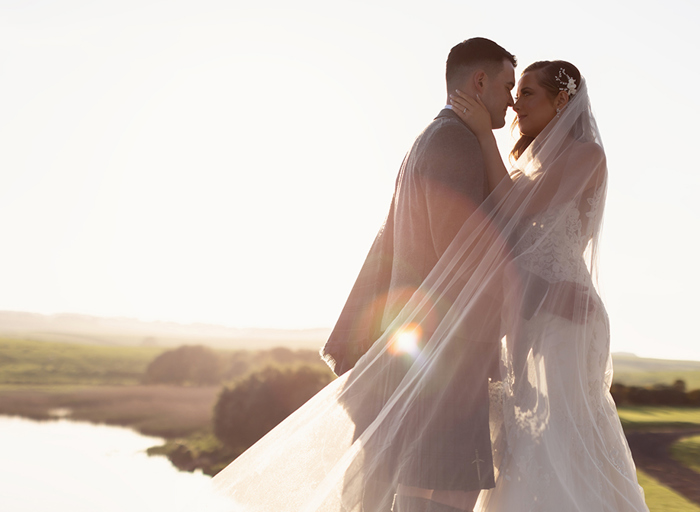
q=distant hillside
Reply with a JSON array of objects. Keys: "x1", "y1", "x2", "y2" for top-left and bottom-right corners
[
  {"x1": 0, "y1": 311, "x2": 330, "y2": 351},
  {"x1": 1, "y1": 311, "x2": 698, "y2": 387},
  {"x1": 612, "y1": 353, "x2": 700, "y2": 373},
  {"x1": 611, "y1": 353, "x2": 700, "y2": 390}
]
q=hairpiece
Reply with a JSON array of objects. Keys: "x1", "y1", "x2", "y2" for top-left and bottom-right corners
[{"x1": 555, "y1": 68, "x2": 577, "y2": 96}]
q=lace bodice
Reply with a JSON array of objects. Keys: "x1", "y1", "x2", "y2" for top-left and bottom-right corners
[{"x1": 513, "y1": 187, "x2": 603, "y2": 284}]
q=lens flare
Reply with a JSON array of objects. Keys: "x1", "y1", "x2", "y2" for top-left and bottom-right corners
[{"x1": 390, "y1": 323, "x2": 423, "y2": 357}]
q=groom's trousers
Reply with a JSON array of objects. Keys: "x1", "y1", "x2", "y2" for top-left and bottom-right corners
[
  {"x1": 392, "y1": 495, "x2": 470, "y2": 512},
  {"x1": 392, "y1": 339, "x2": 498, "y2": 492}
]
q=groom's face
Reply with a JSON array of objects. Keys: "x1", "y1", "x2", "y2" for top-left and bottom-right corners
[{"x1": 480, "y1": 60, "x2": 516, "y2": 129}]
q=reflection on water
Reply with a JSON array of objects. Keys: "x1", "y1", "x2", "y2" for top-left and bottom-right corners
[{"x1": 0, "y1": 415, "x2": 212, "y2": 512}]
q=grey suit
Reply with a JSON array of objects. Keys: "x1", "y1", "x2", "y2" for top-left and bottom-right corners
[
  {"x1": 323, "y1": 108, "x2": 493, "y2": 376},
  {"x1": 324, "y1": 108, "x2": 497, "y2": 495},
  {"x1": 381, "y1": 108, "x2": 488, "y2": 327},
  {"x1": 382, "y1": 109, "x2": 496, "y2": 491}
]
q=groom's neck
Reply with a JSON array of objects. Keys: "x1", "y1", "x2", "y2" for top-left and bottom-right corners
[{"x1": 445, "y1": 83, "x2": 477, "y2": 106}]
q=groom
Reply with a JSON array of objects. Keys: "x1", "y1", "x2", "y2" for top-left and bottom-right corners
[{"x1": 322, "y1": 38, "x2": 516, "y2": 511}]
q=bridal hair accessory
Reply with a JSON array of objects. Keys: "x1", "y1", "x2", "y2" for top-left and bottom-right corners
[{"x1": 555, "y1": 68, "x2": 577, "y2": 96}]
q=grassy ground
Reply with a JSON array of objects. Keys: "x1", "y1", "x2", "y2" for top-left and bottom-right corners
[
  {"x1": 617, "y1": 406, "x2": 700, "y2": 431},
  {"x1": 3, "y1": 336, "x2": 700, "y2": 498},
  {"x1": 614, "y1": 407, "x2": 700, "y2": 508},
  {"x1": 0, "y1": 337, "x2": 165, "y2": 385},
  {"x1": 147, "y1": 432, "x2": 239, "y2": 476},
  {"x1": 0, "y1": 338, "x2": 329, "y2": 474},
  {"x1": 637, "y1": 470, "x2": 700, "y2": 512},
  {"x1": 672, "y1": 435, "x2": 700, "y2": 475},
  {"x1": 0, "y1": 337, "x2": 222, "y2": 437},
  {"x1": 0, "y1": 338, "x2": 331, "y2": 441}
]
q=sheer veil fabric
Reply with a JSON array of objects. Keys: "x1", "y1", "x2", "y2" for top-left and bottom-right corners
[{"x1": 194, "y1": 80, "x2": 649, "y2": 512}]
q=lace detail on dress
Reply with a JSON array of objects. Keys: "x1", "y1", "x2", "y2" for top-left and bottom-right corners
[
  {"x1": 586, "y1": 186, "x2": 604, "y2": 220},
  {"x1": 486, "y1": 313, "x2": 639, "y2": 512},
  {"x1": 513, "y1": 200, "x2": 585, "y2": 283},
  {"x1": 514, "y1": 187, "x2": 604, "y2": 285}
]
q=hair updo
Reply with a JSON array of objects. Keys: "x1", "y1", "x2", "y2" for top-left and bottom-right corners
[{"x1": 510, "y1": 60, "x2": 582, "y2": 161}]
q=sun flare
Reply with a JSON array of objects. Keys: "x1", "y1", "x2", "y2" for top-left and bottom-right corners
[{"x1": 390, "y1": 324, "x2": 423, "y2": 356}]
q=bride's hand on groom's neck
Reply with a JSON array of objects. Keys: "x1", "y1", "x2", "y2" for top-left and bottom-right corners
[{"x1": 449, "y1": 90, "x2": 492, "y2": 140}]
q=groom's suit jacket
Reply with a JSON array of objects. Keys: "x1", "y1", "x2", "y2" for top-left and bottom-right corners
[
  {"x1": 322, "y1": 108, "x2": 491, "y2": 374},
  {"x1": 323, "y1": 108, "x2": 498, "y2": 492}
]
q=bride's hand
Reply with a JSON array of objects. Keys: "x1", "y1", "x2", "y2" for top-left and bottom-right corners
[{"x1": 449, "y1": 90, "x2": 491, "y2": 138}]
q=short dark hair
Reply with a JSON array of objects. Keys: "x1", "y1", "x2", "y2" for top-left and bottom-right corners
[{"x1": 446, "y1": 37, "x2": 516, "y2": 88}]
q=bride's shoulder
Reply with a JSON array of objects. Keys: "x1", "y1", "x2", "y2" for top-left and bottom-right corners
[
  {"x1": 570, "y1": 140, "x2": 606, "y2": 166},
  {"x1": 569, "y1": 141, "x2": 607, "y2": 190}
]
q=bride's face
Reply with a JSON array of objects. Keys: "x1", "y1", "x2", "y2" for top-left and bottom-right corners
[{"x1": 514, "y1": 72, "x2": 558, "y2": 138}]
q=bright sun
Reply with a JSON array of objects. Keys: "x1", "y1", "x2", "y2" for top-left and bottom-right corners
[{"x1": 391, "y1": 324, "x2": 423, "y2": 356}]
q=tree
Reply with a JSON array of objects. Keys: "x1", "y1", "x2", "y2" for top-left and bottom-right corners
[
  {"x1": 213, "y1": 365, "x2": 333, "y2": 449},
  {"x1": 610, "y1": 380, "x2": 694, "y2": 406},
  {"x1": 672, "y1": 379, "x2": 687, "y2": 393},
  {"x1": 220, "y1": 352, "x2": 251, "y2": 381},
  {"x1": 143, "y1": 345, "x2": 222, "y2": 385},
  {"x1": 688, "y1": 389, "x2": 700, "y2": 405}
]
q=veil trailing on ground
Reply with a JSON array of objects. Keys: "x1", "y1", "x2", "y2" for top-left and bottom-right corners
[{"x1": 192, "y1": 80, "x2": 648, "y2": 512}]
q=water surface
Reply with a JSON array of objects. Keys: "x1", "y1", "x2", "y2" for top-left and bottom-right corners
[{"x1": 0, "y1": 415, "x2": 212, "y2": 512}]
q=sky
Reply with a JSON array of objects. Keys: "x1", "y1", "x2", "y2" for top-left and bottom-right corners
[{"x1": 0, "y1": 0, "x2": 698, "y2": 361}]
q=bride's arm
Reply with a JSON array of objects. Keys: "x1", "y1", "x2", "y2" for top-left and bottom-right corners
[{"x1": 450, "y1": 92, "x2": 606, "y2": 216}]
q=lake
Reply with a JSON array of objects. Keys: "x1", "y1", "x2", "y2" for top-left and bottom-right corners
[{"x1": 0, "y1": 415, "x2": 214, "y2": 512}]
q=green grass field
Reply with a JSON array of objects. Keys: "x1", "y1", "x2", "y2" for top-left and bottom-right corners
[
  {"x1": 2, "y1": 337, "x2": 700, "y2": 504},
  {"x1": 671, "y1": 435, "x2": 700, "y2": 475},
  {"x1": 637, "y1": 470, "x2": 700, "y2": 512},
  {"x1": 602, "y1": 407, "x2": 700, "y2": 510},
  {"x1": 0, "y1": 338, "x2": 165, "y2": 385},
  {"x1": 617, "y1": 406, "x2": 700, "y2": 430}
]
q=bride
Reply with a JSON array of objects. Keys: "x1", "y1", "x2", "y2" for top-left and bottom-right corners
[
  {"x1": 195, "y1": 61, "x2": 649, "y2": 512},
  {"x1": 447, "y1": 60, "x2": 649, "y2": 512}
]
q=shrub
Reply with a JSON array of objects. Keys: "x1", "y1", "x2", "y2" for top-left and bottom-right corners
[
  {"x1": 611, "y1": 380, "x2": 696, "y2": 406},
  {"x1": 143, "y1": 345, "x2": 222, "y2": 385},
  {"x1": 213, "y1": 365, "x2": 333, "y2": 449}
]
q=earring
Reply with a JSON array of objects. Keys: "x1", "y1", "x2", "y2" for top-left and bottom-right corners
[{"x1": 556, "y1": 107, "x2": 561, "y2": 117}]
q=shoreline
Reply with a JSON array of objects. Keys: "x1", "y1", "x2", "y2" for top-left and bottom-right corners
[
  {"x1": 0, "y1": 384, "x2": 219, "y2": 437},
  {"x1": 0, "y1": 384, "x2": 231, "y2": 475}
]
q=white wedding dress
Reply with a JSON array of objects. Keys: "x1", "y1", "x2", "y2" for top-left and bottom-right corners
[
  {"x1": 190, "y1": 79, "x2": 649, "y2": 512},
  {"x1": 475, "y1": 191, "x2": 649, "y2": 511}
]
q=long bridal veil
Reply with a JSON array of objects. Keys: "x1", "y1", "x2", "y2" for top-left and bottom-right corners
[{"x1": 192, "y1": 80, "x2": 648, "y2": 512}]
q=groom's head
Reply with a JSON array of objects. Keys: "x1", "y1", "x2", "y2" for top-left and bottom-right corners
[{"x1": 446, "y1": 38, "x2": 516, "y2": 129}]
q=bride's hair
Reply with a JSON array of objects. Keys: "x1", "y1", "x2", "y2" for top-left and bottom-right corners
[{"x1": 510, "y1": 60, "x2": 582, "y2": 162}]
